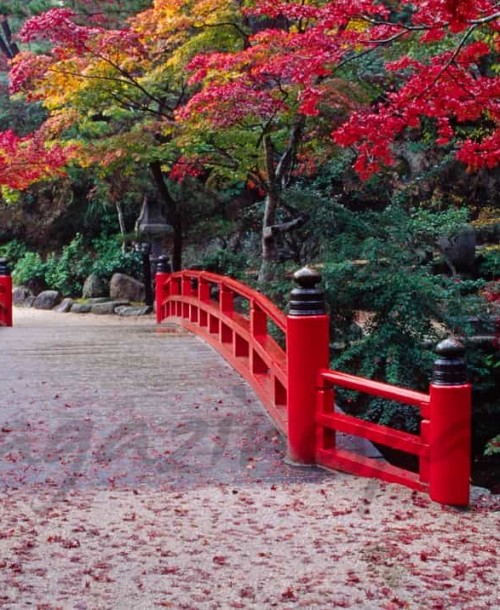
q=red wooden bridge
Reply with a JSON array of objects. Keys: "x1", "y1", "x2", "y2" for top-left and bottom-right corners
[
  {"x1": 0, "y1": 256, "x2": 472, "y2": 505},
  {"x1": 155, "y1": 259, "x2": 471, "y2": 507}
]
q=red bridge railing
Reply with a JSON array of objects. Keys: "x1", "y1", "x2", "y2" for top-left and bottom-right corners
[
  {"x1": 156, "y1": 260, "x2": 471, "y2": 506},
  {"x1": 317, "y1": 358, "x2": 471, "y2": 505},
  {"x1": 0, "y1": 258, "x2": 12, "y2": 328},
  {"x1": 155, "y1": 262, "x2": 288, "y2": 434}
]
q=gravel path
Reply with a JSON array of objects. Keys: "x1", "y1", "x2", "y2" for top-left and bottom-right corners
[{"x1": 0, "y1": 309, "x2": 498, "y2": 610}]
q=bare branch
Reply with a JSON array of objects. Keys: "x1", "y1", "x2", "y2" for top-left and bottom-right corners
[{"x1": 263, "y1": 213, "x2": 310, "y2": 239}]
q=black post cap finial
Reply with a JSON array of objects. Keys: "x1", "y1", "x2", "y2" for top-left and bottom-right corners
[
  {"x1": 156, "y1": 255, "x2": 171, "y2": 273},
  {"x1": 0, "y1": 258, "x2": 11, "y2": 276},
  {"x1": 289, "y1": 266, "x2": 327, "y2": 316},
  {"x1": 432, "y1": 336, "x2": 468, "y2": 386},
  {"x1": 293, "y1": 266, "x2": 322, "y2": 289}
]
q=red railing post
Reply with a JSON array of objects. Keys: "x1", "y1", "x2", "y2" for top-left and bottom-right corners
[
  {"x1": 198, "y1": 276, "x2": 210, "y2": 302},
  {"x1": 155, "y1": 255, "x2": 171, "y2": 323},
  {"x1": 220, "y1": 284, "x2": 234, "y2": 313},
  {"x1": 286, "y1": 267, "x2": 330, "y2": 464},
  {"x1": 429, "y1": 337, "x2": 471, "y2": 506},
  {"x1": 250, "y1": 301, "x2": 267, "y2": 337},
  {"x1": 182, "y1": 275, "x2": 193, "y2": 297},
  {"x1": 0, "y1": 258, "x2": 12, "y2": 327}
]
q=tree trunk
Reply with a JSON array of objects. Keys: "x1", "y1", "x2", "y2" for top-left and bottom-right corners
[
  {"x1": 257, "y1": 135, "x2": 280, "y2": 284},
  {"x1": 258, "y1": 191, "x2": 280, "y2": 283},
  {"x1": 149, "y1": 160, "x2": 182, "y2": 271},
  {"x1": 0, "y1": 17, "x2": 19, "y2": 60},
  {"x1": 257, "y1": 120, "x2": 305, "y2": 284},
  {"x1": 115, "y1": 199, "x2": 128, "y2": 252}
]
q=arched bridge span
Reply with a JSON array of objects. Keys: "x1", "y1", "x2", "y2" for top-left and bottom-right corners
[{"x1": 155, "y1": 263, "x2": 471, "y2": 507}]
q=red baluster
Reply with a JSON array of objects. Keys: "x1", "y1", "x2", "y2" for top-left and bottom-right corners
[{"x1": 155, "y1": 256, "x2": 170, "y2": 323}]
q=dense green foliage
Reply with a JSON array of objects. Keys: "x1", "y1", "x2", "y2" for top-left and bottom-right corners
[
  {"x1": 257, "y1": 185, "x2": 498, "y2": 433},
  {"x1": 10, "y1": 233, "x2": 142, "y2": 295}
]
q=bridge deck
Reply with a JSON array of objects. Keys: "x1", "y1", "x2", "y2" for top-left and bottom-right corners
[
  {"x1": 0, "y1": 309, "x2": 497, "y2": 609},
  {"x1": 1, "y1": 309, "x2": 327, "y2": 490}
]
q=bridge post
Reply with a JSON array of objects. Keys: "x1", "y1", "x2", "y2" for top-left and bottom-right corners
[
  {"x1": 0, "y1": 258, "x2": 13, "y2": 327},
  {"x1": 429, "y1": 337, "x2": 471, "y2": 506},
  {"x1": 155, "y1": 255, "x2": 171, "y2": 323},
  {"x1": 286, "y1": 267, "x2": 329, "y2": 464}
]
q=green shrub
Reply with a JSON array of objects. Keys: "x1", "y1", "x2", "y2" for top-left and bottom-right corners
[
  {"x1": 200, "y1": 248, "x2": 248, "y2": 279},
  {"x1": 319, "y1": 205, "x2": 493, "y2": 433},
  {"x1": 479, "y1": 246, "x2": 500, "y2": 279},
  {"x1": 44, "y1": 234, "x2": 93, "y2": 296},
  {"x1": 10, "y1": 234, "x2": 143, "y2": 296},
  {"x1": 485, "y1": 434, "x2": 500, "y2": 456},
  {"x1": 12, "y1": 252, "x2": 47, "y2": 286},
  {"x1": 90, "y1": 235, "x2": 142, "y2": 280},
  {"x1": 260, "y1": 191, "x2": 496, "y2": 438},
  {"x1": 0, "y1": 239, "x2": 29, "y2": 267}
]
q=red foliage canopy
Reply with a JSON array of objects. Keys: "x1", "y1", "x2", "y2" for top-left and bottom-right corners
[
  {"x1": 182, "y1": 0, "x2": 500, "y2": 178},
  {"x1": 0, "y1": 130, "x2": 71, "y2": 190}
]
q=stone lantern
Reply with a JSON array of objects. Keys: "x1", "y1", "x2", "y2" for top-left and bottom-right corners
[{"x1": 135, "y1": 196, "x2": 172, "y2": 306}]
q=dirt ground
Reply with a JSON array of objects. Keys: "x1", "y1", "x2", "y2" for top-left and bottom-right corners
[{"x1": 0, "y1": 309, "x2": 498, "y2": 609}]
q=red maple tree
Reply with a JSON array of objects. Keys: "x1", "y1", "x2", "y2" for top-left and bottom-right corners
[{"x1": 182, "y1": 0, "x2": 499, "y2": 179}]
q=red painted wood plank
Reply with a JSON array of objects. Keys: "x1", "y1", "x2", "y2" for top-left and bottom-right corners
[
  {"x1": 317, "y1": 448, "x2": 427, "y2": 492},
  {"x1": 319, "y1": 369, "x2": 430, "y2": 410},
  {"x1": 317, "y1": 412, "x2": 429, "y2": 456},
  {"x1": 172, "y1": 271, "x2": 287, "y2": 332}
]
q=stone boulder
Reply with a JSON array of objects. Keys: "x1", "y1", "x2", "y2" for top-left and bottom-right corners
[
  {"x1": 33, "y1": 290, "x2": 61, "y2": 310},
  {"x1": 71, "y1": 303, "x2": 92, "y2": 314},
  {"x1": 437, "y1": 227, "x2": 476, "y2": 273},
  {"x1": 25, "y1": 278, "x2": 46, "y2": 296},
  {"x1": 12, "y1": 287, "x2": 33, "y2": 307},
  {"x1": 91, "y1": 300, "x2": 130, "y2": 315},
  {"x1": 82, "y1": 274, "x2": 107, "y2": 299},
  {"x1": 54, "y1": 298, "x2": 74, "y2": 313},
  {"x1": 109, "y1": 273, "x2": 145, "y2": 303},
  {"x1": 115, "y1": 305, "x2": 153, "y2": 317}
]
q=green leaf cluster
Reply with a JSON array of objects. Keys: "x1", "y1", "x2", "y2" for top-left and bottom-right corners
[{"x1": 11, "y1": 233, "x2": 142, "y2": 296}]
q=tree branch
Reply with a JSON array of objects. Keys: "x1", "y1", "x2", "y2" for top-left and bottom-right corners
[
  {"x1": 263, "y1": 213, "x2": 310, "y2": 239},
  {"x1": 275, "y1": 117, "x2": 305, "y2": 187}
]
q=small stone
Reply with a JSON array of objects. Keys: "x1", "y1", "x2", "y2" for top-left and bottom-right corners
[
  {"x1": 437, "y1": 226, "x2": 476, "y2": 273},
  {"x1": 114, "y1": 305, "x2": 153, "y2": 317},
  {"x1": 109, "y1": 273, "x2": 145, "y2": 302},
  {"x1": 12, "y1": 287, "x2": 33, "y2": 307},
  {"x1": 85, "y1": 297, "x2": 113, "y2": 304},
  {"x1": 25, "y1": 278, "x2": 46, "y2": 296}
]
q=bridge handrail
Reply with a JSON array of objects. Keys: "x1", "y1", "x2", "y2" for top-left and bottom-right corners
[
  {"x1": 174, "y1": 269, "x2": 287, "y2": 332},
  {"x1": 316, "y1": 342, "x2": 471, "y2": 505},
  {"x1": 316, "y1": 368, "x2": 431, "y2": 492},
  {"x1": 156, "y1": 268, "x2": 288, "y2": 433},
  {"x1": 319, "y1": 369, "x2": 430, "y2": 412}
]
